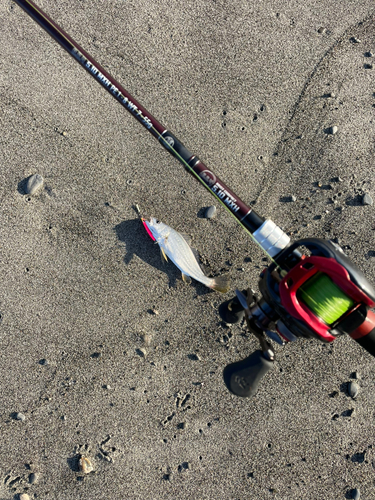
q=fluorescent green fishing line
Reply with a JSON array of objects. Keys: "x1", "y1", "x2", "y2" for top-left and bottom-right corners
[{"x1": 297, "y1": 272, "x2": 354, "y2": 325}]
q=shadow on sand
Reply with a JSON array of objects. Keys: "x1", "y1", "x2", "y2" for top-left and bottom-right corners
[{"x1": 114, "y1": 218, "x2": 211, "y2": 296}]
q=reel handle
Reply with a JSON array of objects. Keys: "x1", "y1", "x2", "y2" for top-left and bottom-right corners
[
  {"x1": 223, "y1": 350, "x2": 274, "y2": 397},
  {"x1": 350, "y1": 310, "x2": 375, "y2": 357}
]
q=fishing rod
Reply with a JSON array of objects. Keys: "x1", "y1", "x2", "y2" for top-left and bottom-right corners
[{"x1": 14, "y1": 0, "x2": 375, "y2": 398}]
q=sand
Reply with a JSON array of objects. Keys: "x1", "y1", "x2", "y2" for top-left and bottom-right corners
[{"x1": 1, "y1": 0, "x2": 375, "y2": 498}]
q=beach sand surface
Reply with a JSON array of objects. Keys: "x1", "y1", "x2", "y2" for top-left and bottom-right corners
[{"x1": 1, "y1": 1, "x2": 375, "y2": 498}]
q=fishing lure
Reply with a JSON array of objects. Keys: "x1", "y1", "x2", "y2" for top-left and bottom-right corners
[{"x1": 142, "y1": 218, "x2": 230, "y2": 293}]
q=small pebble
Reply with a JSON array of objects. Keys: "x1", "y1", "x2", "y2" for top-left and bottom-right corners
[
  {"x1": 352, "y1": 488, "x2": 360, "y2": 500},
  {"x1": 330, "y1": 125, "x2": 338, "y2": 135},
  {"x1": 29, "y1": 472, "x2": 39, "y2": 484},
  {"x1": 19, "y1": 494, "x2": 30, "y2": 500},
  {"x1": 350, "y1": 37, "x2": 361, "y2": 43},
  {"x1": 317, "y1": 26, "x2": 326, "y2": 34},
  {"x1": 78, "y1": 456, "x2": 94, "y2": 474},
  {"x1": 26, "y1": 174, "x2": 44, "y2": 195},
  {"x1": 348, "y1": 381, "x2": 359, "y2": 398},
  {"x1": 136, "y1": 347, "x2": 147, "y2": 357},
  {"x1": 205, "y1": 205, "x2": 217, "y2": 219},
  {"x1": 134, "y1": 204, "x2": 141, "y2": 215},
  {"x1": 364, "y1": 63, "x2": 373, "y2": 69},
  {"x1": 39, "y1": 358, "x2": 48, "y2": 365},
  {"x1": 142, "y1": 334, "x2": 152, "y2": 346},
  {"x1": 362, "y1": 193, "x2": 373, "y2": 206},
  {"x1": 364, "y1": 51, "x2": 373, "y2": 57},
  {"x1": 15, "y1": 412, "x2": 26, "y2": 421},
  {"x1": 290, "y1": 195, "x2": 297, "y2": 202}
]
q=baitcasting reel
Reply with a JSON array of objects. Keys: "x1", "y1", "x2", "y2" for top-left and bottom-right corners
[{"x1": 221, "y1": 237, "x2": 375, "y2": 397}]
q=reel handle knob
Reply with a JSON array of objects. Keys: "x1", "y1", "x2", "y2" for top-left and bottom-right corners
[{"x1": 223, "y1": 350, "x2": 274, "y2": 397}]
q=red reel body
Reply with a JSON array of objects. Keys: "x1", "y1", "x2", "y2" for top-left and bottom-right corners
[{"x1": 256, "y1": 238, "x2": 375, "y2": 355}]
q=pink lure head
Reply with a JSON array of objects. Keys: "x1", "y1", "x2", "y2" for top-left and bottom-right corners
[{"x1": 141, "y1": 218, "x2": 156, "y2": 241}]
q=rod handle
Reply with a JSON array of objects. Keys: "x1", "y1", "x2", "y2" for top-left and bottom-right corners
[{"x1": 350, "y1": 310, "x2": 375, "y2": 357}]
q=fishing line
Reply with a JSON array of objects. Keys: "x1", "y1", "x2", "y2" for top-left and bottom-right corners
[
  {"x1": 298, "y1": 273, "x2": 355, "y2": 325},
  {"x1": 155, "y1": 132, "x2": 281, "y2": 265},
  {"x1": 15, "y1": 1, "x2": 280, "y2": 264},
  {"x1": 14, "y1": 0, "x2": 353, "y2": 327}
]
